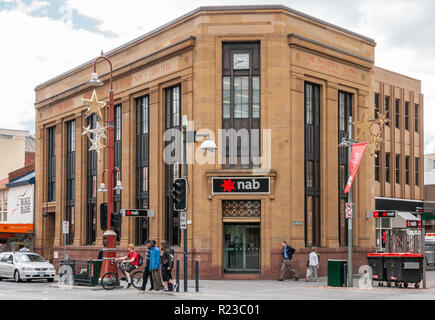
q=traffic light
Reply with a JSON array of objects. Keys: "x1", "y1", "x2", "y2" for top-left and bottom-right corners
[
  {"x1": 172, "y1": 178, "x2": 187, "y2": 211},
  {"x1": 111, "y1": 212, "x2": 122, "y2": 235},
  {"x1": 100, "y1": 203, "x2": 108, "y2": 230}
]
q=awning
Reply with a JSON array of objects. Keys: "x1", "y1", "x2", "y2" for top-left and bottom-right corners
[
  {"x1": 0, "y1": 224, "x2": 33, "y2": 234},
  {"x1": 391, "y1": 211, "x2": 420, "y2": 229},
  {"x1": 6, "y1": 171, "x2": 35, "y2": 188}
]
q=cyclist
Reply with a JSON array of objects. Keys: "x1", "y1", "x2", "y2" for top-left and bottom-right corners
[{"x1": 115, "y1": 243, "x2": 139, "y2": 288}]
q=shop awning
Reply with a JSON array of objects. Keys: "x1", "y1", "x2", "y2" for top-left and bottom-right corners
[
  {"x1": 0, "y1": 224, "x2": 33, "y2": 234},
  {"x1": 391, "y1": 211, "x2": 420, "y2": 229},
  {"x1": 6, "y1": 171, "x2": 34, "y2": 188}
]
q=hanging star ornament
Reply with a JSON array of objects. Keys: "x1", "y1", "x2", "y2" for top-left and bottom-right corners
[
  {"x1": 373, "y1": 112, "x2": 390, "y2": 128},
  {"x1": 88, "y1": 136, "x2": 105, "y2": 155},
  {"x1": 92, "y1": 121, "x2": 108, "y2": 140},
  {"x1": 353, "y1": 112, "x2": 373, "y2": 142},
  {"x1": 81, "y1": 125, "x2": 93, "y2": 136},
  {"x1": 82, "y1": 89, "x2": 106, "y2": 119}
]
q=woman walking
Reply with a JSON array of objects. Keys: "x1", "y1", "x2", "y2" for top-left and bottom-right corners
[{"x1": 160, "y1": 240, "x2": 178, "y2": 292}]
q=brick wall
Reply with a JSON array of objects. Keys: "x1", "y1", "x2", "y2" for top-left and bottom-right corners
[{"x1": 8, "y1": 162, "x2": 35, "y2": 182}]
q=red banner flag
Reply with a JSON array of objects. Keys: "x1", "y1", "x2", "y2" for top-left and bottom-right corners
[{"x1": 344, "y1": 142, "x2": 367, "y2": 194}]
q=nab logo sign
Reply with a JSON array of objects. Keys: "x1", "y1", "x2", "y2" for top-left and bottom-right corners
[{"x1": 212, "y1": 177, "x2": 270, "y2": 194}]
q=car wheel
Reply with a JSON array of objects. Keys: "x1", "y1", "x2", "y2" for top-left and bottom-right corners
[
  {"x1": 14, "y1": 270, "x2": 22, "y2": 283},
  {"x1": 47, "y1": 278, "x2": 54, "y2": 283}
]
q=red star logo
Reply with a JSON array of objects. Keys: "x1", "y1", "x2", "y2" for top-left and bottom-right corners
[{"x1": 221, "y1": 179, "x2": 235, "y2": 192}]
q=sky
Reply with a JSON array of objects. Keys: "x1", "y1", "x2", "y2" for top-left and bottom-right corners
[{"x1": 0, "y1": 0, "x2": 434, "y2": 152}]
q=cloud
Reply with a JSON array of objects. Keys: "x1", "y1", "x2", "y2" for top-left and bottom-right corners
[{"x1": 1, "y1": 0, "x2": 434, "y2": 155}]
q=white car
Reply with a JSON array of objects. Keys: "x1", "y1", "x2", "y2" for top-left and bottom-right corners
[{"x1": 0, "y1": 252, "x2": 55, "y2": 283}]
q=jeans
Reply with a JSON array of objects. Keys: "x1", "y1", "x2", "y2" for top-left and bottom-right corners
[{"x1": 141, "y1": 264, "x2": 153, "y2": 289}]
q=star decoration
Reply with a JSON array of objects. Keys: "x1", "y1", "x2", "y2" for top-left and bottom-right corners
[
  {"x1": 373, "y1": 112, "x2": 390, "y2": 128},
  {"x1": 92, "y1": 121, "x2": 107, "y2": 140},
  {"x1": 82, "y1": 89, "x2": 106, "y2": 119},
  {"x1": 88, "y1": 136, "x2": 105, "y2": 155},
  {"x1": 369, "y1": 133, "x2": 384, "y2": 149},
  {"x1": 81, "y1": 125, "x2": 93, "y2": 136},
  {"x1": 353, "y1": 113, "x2": 373, "y2": 142}
]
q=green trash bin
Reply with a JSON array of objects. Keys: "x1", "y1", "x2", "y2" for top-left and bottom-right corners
[
  {"x1": 73, "y1": 259, "x2": 102, "y2": 286},
  {"x1": 328, "y1": 260, "x2": 347, "y2": 287}
]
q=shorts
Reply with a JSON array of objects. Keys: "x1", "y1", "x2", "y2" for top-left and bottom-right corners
[
  {"x1": 122, "y1": 263, "x2": 137, "y2": 273},
  {"x1": 161, "y1": 264, "x2": 171, "y2": 281}
]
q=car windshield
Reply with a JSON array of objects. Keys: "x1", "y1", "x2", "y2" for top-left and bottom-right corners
[{"x1": 15, "y1": 254, "x2": 46, "y2": 262}]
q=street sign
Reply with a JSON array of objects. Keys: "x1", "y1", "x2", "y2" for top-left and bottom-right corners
[
  {"x1": 180, "y1": 212, "x2": 187, "y2": 230},
  {"x1": 62, "y1": 221, "x2": 69, "y2": 234},
  {"x1": 121, "y1": 209, "x2": 154, "y2": 217},
  {"x1": 345, "y1": 202, "x2": 353, "y2": 219}
]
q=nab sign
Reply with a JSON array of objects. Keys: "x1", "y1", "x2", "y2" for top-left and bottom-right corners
[
  {"x1": 121, "y1": 209, "x2": 154, "y2": 217},
  {"x1": 212, "y1": 177, "x2": 270, "y2": 194}
]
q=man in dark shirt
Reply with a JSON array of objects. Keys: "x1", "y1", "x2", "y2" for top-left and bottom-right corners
[
  {"x1": 140, "y1": 240, "x2": 154, "y2": 291},
  {"x1": 278, "y1": 240, "x2": 299, "y2": 281}
]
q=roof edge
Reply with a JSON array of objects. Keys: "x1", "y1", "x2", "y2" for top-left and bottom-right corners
[{"x1": 35, "y1": 5, "x2": 375, "y2": 90}]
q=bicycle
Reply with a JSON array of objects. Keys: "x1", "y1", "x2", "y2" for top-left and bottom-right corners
[{"x1": 101, "y1": 261, "x2": 144, "y2": 290}]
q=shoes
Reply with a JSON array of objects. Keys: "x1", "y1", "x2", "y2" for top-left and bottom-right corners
[
  {"x1": 173, "y1": 283, "x2": 178, "y2": 292},
  {"x1": 148, "y1": 288, "x2": 154, "y2": 291},
  {"x1": 127, "y1": 282, "x2": 132, "y2": 289},
  {"x1": 278, "y1": 279, "x2": 283, "y2": 281},
  {"x1": 295, "y1": 276, "x2": 299, "y2": 281},
  {"x1": 306, "y1": 276, "x2": 309, "y2": 282}
]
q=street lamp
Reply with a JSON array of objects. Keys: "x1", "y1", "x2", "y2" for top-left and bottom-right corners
[
  {"x1": 86, "y1": 52, "x2": 118, "y2": 279},
  {"x1": 338, "y1": 117, "x2": 357, "y2": 287},
  {"x1": 181, "y1": 115, "x2": 216, "y2": 291}
]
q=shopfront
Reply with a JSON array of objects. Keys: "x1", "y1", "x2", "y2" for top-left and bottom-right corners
[{"x1": 1, "y1": 171, "x2": 35, "y2": 252}]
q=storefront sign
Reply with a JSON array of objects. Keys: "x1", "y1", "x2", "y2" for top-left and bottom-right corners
[
  {"x1": 212, "y1": 177, "x2": 270, "y2": 194},
  {"x1": 406, "y1": 220, "x2": 421, "y2": 229},
  {"x1": 7, "y1": 185, "x2": 34, "y2": 224}
]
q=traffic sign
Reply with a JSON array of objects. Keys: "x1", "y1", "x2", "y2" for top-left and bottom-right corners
[
  {"x1": 121, "y1": 209, "x2": 154, "y2": 217},
  {"x1": 180, "y1": 212, "x2": 187, "y2": 230},
  {"x1": 62, "y1": 221, "x2": 69, "y2": 234},
  {"x1": 345, "y1": 202, "x2": 353, "y2": 219}
]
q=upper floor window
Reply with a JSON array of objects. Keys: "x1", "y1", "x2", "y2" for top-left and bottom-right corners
[
  {"x1": 415, "y1": 158, "x2": 420, "y2": 186},
  {"x1": 222, "y1": 42, "x2": 260, "y2": 169},
  {"x1": 405, "y1": 101, "x2": 409, "y2": 130},
  {"x1": 375, "y1": 151, "x2": 380, "y2": 182},
  {"x1": 374, "y1": 93, "x2": 379, "y2": 119},
  {"x1": 405, "y1": 156, "x2": 410, "y2": 185},
  {"x1": 384, "y1": 96, "x2": 390, "y2": 126},
  {"x1": 395, "y1": 154, "x2": 400, "y2": 184},
  {"x1": 385, "y1": 152, "x2": 390, "y2": 183},
  {"x1": 47, "y1": 126, "x2": 56, "y2": 202},
  {"x1": 415, "y1": 104, "x2": 419, "y2": 132},
  {"x1": 395, "y1": 99, "x2": 400, "y2": 129}
]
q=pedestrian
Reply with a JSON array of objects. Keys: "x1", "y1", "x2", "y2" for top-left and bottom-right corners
[
  {"x1": 149, "y1": 240, "x2": 164, "y2": 291},
  {"x1": 306, "y1": 247, "x2": 319, "y2": 282},
  {"x1": 160, "y1": 240, "x2": 178, "y2": 292},
  {"x1": 140, "y1": 240, "x2": 154, "y2": 291},
  {"x1": 278, "y1": 240, "x2": 299, "y2": 281},
  {"x1": 97, "y1": 245, "x2": 104, "y2": 260}
]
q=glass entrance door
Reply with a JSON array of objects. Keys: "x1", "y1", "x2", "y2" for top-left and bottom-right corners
[{"x1": 223, "y1": 224, "x2": 260, "y2": 273}]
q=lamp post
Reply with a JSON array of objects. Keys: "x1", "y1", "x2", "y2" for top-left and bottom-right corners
[
  {"x1": 87, "y1": 52, "x2": 117, "y2": 278},
  {"x1": 181, "y1": 115, "x2": 217, "y2": 291},
  {"x1": 338, "y1": 117, "x2": 358, "y2": 287}
]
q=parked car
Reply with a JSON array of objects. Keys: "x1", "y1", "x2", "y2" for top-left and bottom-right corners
[{"x1": 0, "y1": 252, "x2": 55, "y2": 283}]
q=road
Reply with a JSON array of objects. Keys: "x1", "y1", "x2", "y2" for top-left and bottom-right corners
[{"x1": 0, "y1": 271, "x2": 434, "y2": 300}]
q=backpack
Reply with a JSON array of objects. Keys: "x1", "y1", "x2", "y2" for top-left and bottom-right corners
[
  {"x1": 137, "y1": 252, "x2": 144, "y2": 267},
  {"x1": 169, "y1": 247, "x2": 175, "y2": 269}
]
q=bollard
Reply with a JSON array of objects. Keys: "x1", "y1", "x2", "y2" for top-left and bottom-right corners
[
  {"x1": 195, "y1": 260, "x2": 199, "y2": 292},
  {"x1": 176, "y1": 259, "x2": 180, "y2": 292}
]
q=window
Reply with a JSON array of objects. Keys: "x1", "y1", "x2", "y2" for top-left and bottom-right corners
[
  {"x1": 0, "y1": 191, "x2": 7, "y2": 222},
  {"x1": 415, "y1": 158, "x2": 420, "y2": 186},
  {"x1": 405, "y1": 156, "x2": 410, "y2": 185},
  {"x1": 405, "y1": 102, "x2": 409, "y2": 130},
  {"x1": 135, "y1": 97, "x2": 149, "y2": 246},
  {"x1": 395, "y1": 99, "x2": 400, "y2": 129},
  {"x1": 305, "y1": 82, "x2": 321, "y2": 247},
  {"x1": 374, "y1": 93, "x2": 379, "y2": 119},
  {"x1": 114, "y1": 104, "x2": 122, "y2": 242},
  {"x1": 415, "y1": 104, "x2": 419, "y2": 132},
  {"x1": 222, "y1": 42, "x2": 260, "y2": 169},
  {"x1": 47, "y1": 126, "x2": 56, "y2": 202},
  {"x1": 86, "y1": 114, "x2": 97, "y2": 245},
  {"x1": 384, "y1": 96, "x2": 390, "y2": 126},
  {"x1": 165, "y1": 86, "x2": 182, "y2": 246},
  {"x1": 395, "y1": 154, "x2": 400, "y2": 184},
  {"x1": 338, "y1": 91, "x2": 352, "y2": 247},
  {"x1": 375, "y1": 151, "x2": 380, "y2": 182},
  {"x1": 385, "y1": 153, "x2": 390, "y2": 183},
  {"x1": 65, "y1": 120, "x2": 75, "y2": 245}
]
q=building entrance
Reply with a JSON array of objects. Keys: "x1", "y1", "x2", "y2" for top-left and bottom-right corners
[{"x1": 223, "y1": 224, "x2": 260, "y2": 273}]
